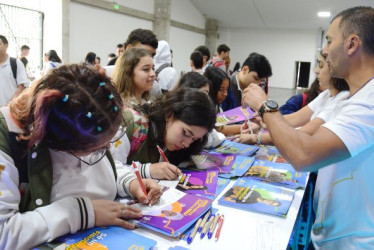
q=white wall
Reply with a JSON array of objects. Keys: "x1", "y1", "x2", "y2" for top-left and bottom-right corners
[
  {"x1": 69, "y1": 0, "x2": 205, "y2": 73},
  {"x1": 109, "y1": 0, "x2": 154, "y2": 14},
  {"x1": 69, "y1": 2, "x2": 152, "y2": 65},
  {"x1": 169, "y1": 0, "x2": 206, "y2": 74},
  {"x1": 218, "y1": 28, "x2": 319, "y2": 89},
  {"x1": 171, "y1": 0, "x2": 205, "y2": 29},
  {"x1": 169, "y1": 26, "x2": 205, "y2": 75}
]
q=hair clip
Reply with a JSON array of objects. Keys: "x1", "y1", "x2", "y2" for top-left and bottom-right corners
[
  {"x1": 62, "y1": 95, "x2": 69, "y2": 102},
  {"x1": 108, "y1": 94, "x2": 114, "y2": 100},
  {"x1": 99, "y1": 82, "x2": 106, "y2": 87},
  {"x1": 86, "y1": 112, "x2": 92, "y2": 118},
  {"x1": 97, "y1": 126, "x2": 102, "y2": 132},
  {"x1": 113, "y1": 106, "x2": 118, "y2": 112}
]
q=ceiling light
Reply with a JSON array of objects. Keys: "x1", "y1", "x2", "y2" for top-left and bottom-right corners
[{"x1": 318, "y1": 11, "x2": 331, "y2": 18}]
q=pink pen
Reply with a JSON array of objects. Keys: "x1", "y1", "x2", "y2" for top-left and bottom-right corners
[{"x1": 214, "y1": 214, "x2": 224, "y2": 241}]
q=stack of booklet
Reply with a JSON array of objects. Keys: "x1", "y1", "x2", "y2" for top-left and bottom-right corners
[
  {"x1": 218, "y1": 158, "x2": 307, "y2": 217},
  {"x1": 131, "y1": 187, "x2": 213, "y2": 238},
  {"x1": 33, "y1": 226, "x2": 157, "y2": 250}
]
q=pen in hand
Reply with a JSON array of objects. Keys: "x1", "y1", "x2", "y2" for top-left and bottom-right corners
[
  {"x1": 157, "y1": 145, "x2": 169, "y2": 163},
  {"x1": 248, "y1": 118, "x2": 253, "y2": 135},
  {"x1": 132, "y1": 161, "x2": 150, "y2": 206}
]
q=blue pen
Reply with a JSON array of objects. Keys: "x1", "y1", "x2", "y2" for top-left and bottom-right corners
[
  {"x1": 187, "y1": 218, "x2": 202, "y2": 244},
  {"x1": 200, "y1": 215, "x2": 215, "y2": 239},
  {"x1": 207, "y1": 214, "x2": 220, "y2": 239},
  {"x1": 198, "y1": 211, "x2": 211, "y2": 232}
]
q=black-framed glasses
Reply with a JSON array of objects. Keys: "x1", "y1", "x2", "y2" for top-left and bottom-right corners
[
  {"x1": 110, "y1": 119, "x2": 127, "y2": 143},
  {"x1": 70, "y1": 147, "x2": 107, "y2": 166}
]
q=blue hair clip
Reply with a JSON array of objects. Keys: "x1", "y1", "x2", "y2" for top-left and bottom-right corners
[
  {"x1": 113, "y1": 106, "x2": 118, "y2": 112},
  {"x1": 62, "y1": 95, "x2": 69, "y2": 102},
  {"x1": 99, "y1": 82, "x2": 105, "y2": 87},
  {"x1": 97, "y1": 126, "x2": 102, "y2": 132},
  {"x1": 108, "y1": 94, "x2": 114, "y2": 100},
  {"x1": 86, "y1": 112, "x2": 92, "y2": 118}
]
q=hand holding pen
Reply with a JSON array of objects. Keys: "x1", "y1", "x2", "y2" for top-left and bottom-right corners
[
  {"x1": 157, "y1": 145, "x2": 169, "y2": 163},
  {"x1": 150, "y1": 145, "x2": 181, "y2": 180},
  {"x1": 131, "y1": 162, "x2": 163, "y2": 206}
]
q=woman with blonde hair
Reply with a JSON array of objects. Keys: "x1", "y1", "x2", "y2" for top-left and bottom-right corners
[{"x1": 112, "y1": 48, "x2": 155, "y2": 106}]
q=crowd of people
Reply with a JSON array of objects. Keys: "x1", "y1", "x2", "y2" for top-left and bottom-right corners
[{"x1": 0, "y1": 6, "x2": 374, "y2": 249}]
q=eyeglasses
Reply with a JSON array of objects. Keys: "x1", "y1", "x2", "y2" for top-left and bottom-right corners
[
  {"x1": 110, "y1": 119, "x2": 127, "y2": 143},
  {"x1": 69, "y1": 119, "x2": 127, "y2": 165}
]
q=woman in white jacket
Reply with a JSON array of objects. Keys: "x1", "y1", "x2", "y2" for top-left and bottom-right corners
[{"x1": 0, "y1": 64, "x2": 162, "y2": 249}]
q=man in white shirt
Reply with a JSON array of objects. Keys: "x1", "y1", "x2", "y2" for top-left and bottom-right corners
[
  {"x1": 242, "y1": 6, "x2": 374, "y2": 249},
  {"x1": 0, "y1": 35, "x2": 29, "y2": 106}
]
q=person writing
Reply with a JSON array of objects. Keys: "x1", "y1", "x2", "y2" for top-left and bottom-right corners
[{"x1": 0, "y1": 64, "x2": 162, "y2": 249}]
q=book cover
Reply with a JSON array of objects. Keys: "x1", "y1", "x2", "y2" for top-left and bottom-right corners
[
  {"x1": 176, "y1": 170, "x2": 219, "y2": 197},
  {"x1": 216, "y1": 106, "x2": 254, "y2": 126},
  {"x1": 190, "y1": 151, "x2": 235, "y2": 173},
  {"x1": 209, "y1": 177, "x2": 231, "y2": 200},
  {"x1": 33, "y1": 226, "x2": 156, "y2": 250},
  {"x1": 210, "y1": 140, "x2": 259, "y2": 157},
  {"x1": 254, "y1": 145, "x2": 288, "y2": 163},
  {"x1": 218, "y1": 178, "x2": 295, "y2": 217},
  {"x1": 243, "y1": 159, "x2": 307, "y2": 189},
  {"x1": 132, "y1": 188, "x2": 212, "y2": 238},
  {"x1": 219, "y1": 155, "x2": 255, "y2": 178}
]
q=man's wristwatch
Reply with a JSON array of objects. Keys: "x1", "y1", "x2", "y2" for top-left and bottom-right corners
[{"x1": 258, "y1": 99, "x2": 279, "y2": 118}]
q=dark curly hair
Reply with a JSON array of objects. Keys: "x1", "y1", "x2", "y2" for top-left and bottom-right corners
[{"x1": 137, "y1": 88, "x2": 216, "y2": 164}]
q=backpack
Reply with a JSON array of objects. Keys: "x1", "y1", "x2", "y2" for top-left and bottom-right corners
[
  {"x1": 155, "y1": 63, "x2": 170, "y2": 77},
  {"x1": 9, "y1": 57, "x2": 17, "y2": 81}
]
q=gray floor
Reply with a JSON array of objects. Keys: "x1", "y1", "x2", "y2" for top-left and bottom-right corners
[{"x1": 268, "y1": 87, "x2": 303, "y2": 106}]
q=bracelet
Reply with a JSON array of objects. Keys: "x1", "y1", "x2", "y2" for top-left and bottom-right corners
[{"x1": 256, "y1": 131, "x2": 262, "y2": 145}]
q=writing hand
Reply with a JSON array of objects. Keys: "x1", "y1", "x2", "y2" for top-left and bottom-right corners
[
  {"x1": 150, "y1": 162, "x2": 182, "y2": 180},
  {"x1": 129, "y1": 178, "x2": 163, "y2": 205}
]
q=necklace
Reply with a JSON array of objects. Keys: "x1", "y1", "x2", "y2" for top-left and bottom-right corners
[{"x1": 348, "y1": 77, "x2": 374, "y2": 99}]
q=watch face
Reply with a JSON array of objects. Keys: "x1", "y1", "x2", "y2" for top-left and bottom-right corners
[{"x1": 266, "y1": 100, "x2": 278, "y2": 109}]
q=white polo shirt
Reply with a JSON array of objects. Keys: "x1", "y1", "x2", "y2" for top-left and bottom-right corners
[{"x1": 0, "y1": 55, "x2": 29, "y2": 106}]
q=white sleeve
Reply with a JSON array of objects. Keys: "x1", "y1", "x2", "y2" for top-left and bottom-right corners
[
  {"x1": 0, "y1": 150, "x2": 95, "y2": 249},
  {"x1": 110, "y1": 135, "x2": 152, "y2": 180},
  {"x1": 16, "y1": 59, "x2": 30, "y2": 86},
  {"x1": 322, "y1": 99, "x2": 374, "y2": 156},
  {"x1": 308, "y1": 89, "x2": 330, "y2": 112},
  {"x1": 204, "y1": 129, "x2": 226, "y2": 148}
]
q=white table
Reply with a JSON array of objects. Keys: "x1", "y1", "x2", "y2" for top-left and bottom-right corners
[{"x1": 134, "y1": 179, "x2": 305, "y2": 250}]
